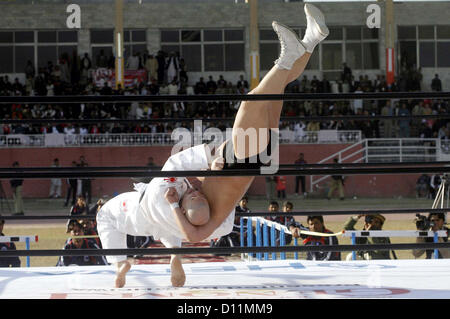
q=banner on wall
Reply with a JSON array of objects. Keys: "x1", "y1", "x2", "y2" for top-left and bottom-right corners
[{"x1": 92, "y1": 68, "x2": 147, "y2": 88}]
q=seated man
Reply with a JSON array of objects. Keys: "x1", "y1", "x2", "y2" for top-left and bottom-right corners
[
  {"x1": 98, "y1": 3, "x2": 329, "y2": 288},
  {"x1": 289, "y1": 215, "x2": 340, "y2": 261},
  {"x1": 0, "y1": 215, "x2": 21, "y2": 268},
  {"x1": 57, "y1": 220, "x2": 108, "y2": 267},
  {"x1": 264, "y1": 201, "x2": 294, "y2": 245},
  {"x1": 343, "y1": 214, "x2": 392, "y2": 260}
]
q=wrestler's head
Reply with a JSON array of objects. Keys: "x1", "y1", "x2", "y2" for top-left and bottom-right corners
[{"x1": 181, "y1": 188, "x2": 210, "y2": 226}]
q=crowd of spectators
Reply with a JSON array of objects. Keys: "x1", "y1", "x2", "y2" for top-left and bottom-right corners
[{"x1": 0, "y1": 51, "x2": 448, "y2": 141}]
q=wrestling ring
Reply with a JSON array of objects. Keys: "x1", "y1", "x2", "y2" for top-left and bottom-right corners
[{"x1": 1, "y1": 91, "x2": 450, "y2": 301}]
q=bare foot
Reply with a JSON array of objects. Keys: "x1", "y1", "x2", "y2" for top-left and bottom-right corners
[
  {"x1": 170, "y1": 255, "x2": 186, "y2": 287},
  {"x1": 115, "y1": 260, "x2": 131, "y2": 288}
]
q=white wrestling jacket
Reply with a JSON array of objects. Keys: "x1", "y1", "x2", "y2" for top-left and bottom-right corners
[{"x1": 103, "y1": 144, "x2": 235, "y2": 247}]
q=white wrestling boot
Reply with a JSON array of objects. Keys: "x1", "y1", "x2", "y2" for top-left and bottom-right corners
[
  {"x1": 302, "y1": 3, "x2": 329, "y2": 53},
  {"x1": 272, "y1": 21, "x2": 306, "y2": 70}
]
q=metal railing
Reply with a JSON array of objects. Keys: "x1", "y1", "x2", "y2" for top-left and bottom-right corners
[
  {"x1": 309, "y1": 138, "x2": 447, "y2": 193},
  {"x1": 0, "y1": 130, "x2": 362, "y2": 148}
]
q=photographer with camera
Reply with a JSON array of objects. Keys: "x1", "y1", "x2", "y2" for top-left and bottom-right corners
[
  {"x1": 412, "y1": 213, "x2": 450, "y2": 259},
  {"x1": 343, "y1": 214, "x2": 393, "y2": 260}
]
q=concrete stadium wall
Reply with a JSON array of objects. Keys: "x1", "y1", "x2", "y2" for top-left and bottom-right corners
[{"x1": 0, "y1": 144, "x2": 419, "y2": 199}]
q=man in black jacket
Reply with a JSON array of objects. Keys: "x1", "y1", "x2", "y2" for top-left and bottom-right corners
[
  {"x1": 0, "y1": 216, "x2": 21, "y2": 267},
  {"x1": 10, "y1": 161, "x2": 24, "y2": 216}
]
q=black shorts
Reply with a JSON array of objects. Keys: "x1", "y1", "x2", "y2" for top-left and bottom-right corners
[{"x1": 221, "y1": 129, "x2": 278, "y2": 170}]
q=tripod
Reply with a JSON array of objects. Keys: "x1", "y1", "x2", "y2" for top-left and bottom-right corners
[
  {"x1": 0, "y1": 181, "x2": 12, "y2": 215},
  {"x1": 432, "y1": 175, "x2": 449, "y2": 225}
]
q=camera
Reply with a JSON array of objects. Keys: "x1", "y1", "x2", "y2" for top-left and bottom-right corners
[
  {"x1": 415, "y1": 214, "x2": 435, "y2": 230},
  {"x1": 365, "y1": 215, "x2": 374, "y2": 224}
]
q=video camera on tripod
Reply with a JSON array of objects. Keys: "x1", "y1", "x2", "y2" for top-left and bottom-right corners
[{"x1": 415, "y1": 214, "x2": 435, "y2": 231}]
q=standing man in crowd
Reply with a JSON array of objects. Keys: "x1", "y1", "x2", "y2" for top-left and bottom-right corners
[
  {"x1": 294, "y1": 153, "x2": 307, "y2": 197},
  {"x1": 49, "y1": 158, "x2": 62, "y2": 199},
  {"x1": 64, "y1": 161, "x2": 79, "y2": 207},
  {"x1": 10, "y1": 161, "x2": 24, "y2": 216},
  {"x1": 79, "y1": 156, "x2": 92, "y2": 205},
  {"x1": 327, "y1": 158, "x2": 345, "y2": 200}
]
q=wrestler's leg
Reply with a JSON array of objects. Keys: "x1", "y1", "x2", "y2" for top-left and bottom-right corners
[
  {"x1": 233, "y1": 4, "x2": 328, "y2": 159},
  {"x1": 268, "y1": 53, "x2": 311, "y2": 129},
  {"x1": 232, "y1": 26, "x2": 304, "y2": 159}
]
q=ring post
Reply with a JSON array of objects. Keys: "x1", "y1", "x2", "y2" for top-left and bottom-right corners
[
  {"x1": 25, "y1": 237, "x2": 30, "y2": 267},
  {"x1": 271, "y1": 225, "x2": 276, "y2": 260},
  {"x1": 294, "y1": 238, "x2": 298, "y2": 260},
  {"x1": 351, "y1": 232, "x2": 356, "y2": 260},
  {"x1": 240, "y1": 218, "x2": 244, "y2": 260},
  {"x1": 280, "y1": 228, "x2": 286, "y2": 260},
  {"x1": 434, "y1": 231, "x2": 439, "y2": 259},
  {"x1": 247, "y1": 217, "x2": 253, "y2": 259},
  {"x1": 263, "y1": 221, "x2": 269, "y2": 260},
  {"x1": 256, "y1": 219, "x2": 261, "y2": 260}
]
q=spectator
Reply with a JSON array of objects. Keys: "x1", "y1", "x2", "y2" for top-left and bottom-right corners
[
  {"x1": 79, "y1": 156, "x2": 92, "y2": 205},
  {"x1": 206, "y1": 76, "x2": 217, "y2": 94},
  {"x1": 56, "y1": 220, "x2": 107, "y2": 266},
  {"x1": 194, "y1": 77, "x2": 207, "y2": 95},
  {"x1": 265, "y1": 201, "x2": 293, "y2": 246},
  {"x1": 236, "y1": 75, "x2": 249, "y2": 91},
  {"x1": 0, "y1": 215, "x2": 21, "y2": 267},
  {"x1": 341, "y1": 62, "x2": 352, "y2": 84},
  {"x1": 431, "y1": 74, "x2": 442, "y2": 92},
  {"x1": 10, "y1": 161, "x2": 24, "y2": 216},
  {"x1": 343, "y1": 214, "x2": 392, "y2": 260},
  {"x1": 265, "y1": 176, "x2": 276, "y2": 200},
  {"x1": 381, "y1": 100, "x2": 396, "y2": 138},
  {"x1": 294, "y1": 152, "x2": 307, "y2": 197},
  {"x1": 145, "y1": 54, "x2": 158, "y2": 83},
  {"x1": 70, "y1": 195, "x2": 89, "y2": 217},
  {"x1": 64, "y1": 161, "x2": 79, "y2": 207},
  {"x1": 412, "y1": 213, "x2": 449, "y2": 259},
  {"x1": 156, "y1": 50, "x2": 166, "y2": 84},
  {"x1": 275, "y1": 176, "x2": 286, "y2": 199},
  {"x1": 430, "y1": 174, "x2": 442, "y2": 199},
  {"x1": 397, "y1": 102, "x2": 411, "y2": 138},
  {"x1": 166, "y1": 51, "x2": 180, "y2": 84},
  {"x1": 49, "y1": 158, "x2": 62, "y2": 199},
  {"x1": 96, "y1": 49, "x2": 109, "y2": 68},
  {"x1": 327, "y1": 158, "x2": 345, "y2": 200},
  {"x1": 126, "y1": 52, "x2": 140, "y2": 70},
  {"x1": 289, "y1": 215, "x2": 340, "y2": 261},
  {"x1": 416, "y1": 174, "x2": 431, "y2": 198}
]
